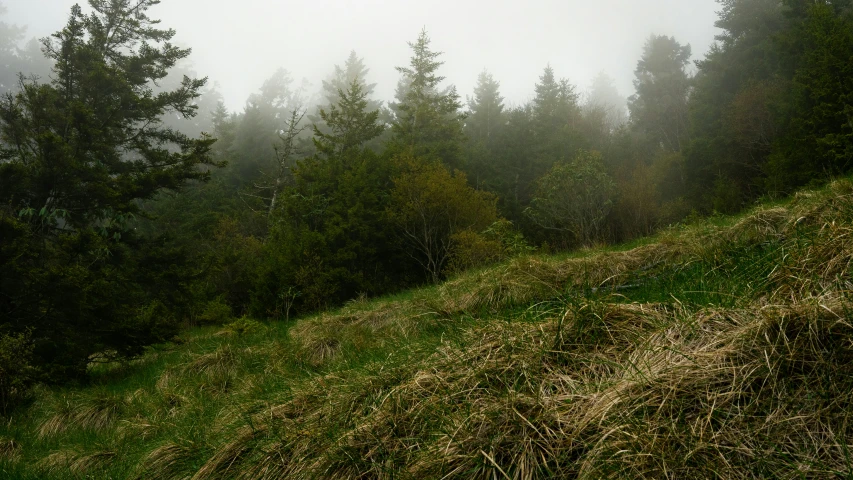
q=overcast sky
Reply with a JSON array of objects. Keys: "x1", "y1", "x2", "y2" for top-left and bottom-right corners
[{"x1": 4, "y1": 0, "x2": 722, "y2": 112}]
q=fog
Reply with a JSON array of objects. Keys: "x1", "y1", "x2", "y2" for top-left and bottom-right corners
[{"x1": 5, "y1": 0, "x2": 721, "y2": 111}]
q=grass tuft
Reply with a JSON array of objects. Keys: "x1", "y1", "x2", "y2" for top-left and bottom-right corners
[
  {"x1": 36, "y1": 391, "x2": 125, "y2": 439},
  {"x1": 0, "y1": 437, "x2": 20, "y2": 461}
]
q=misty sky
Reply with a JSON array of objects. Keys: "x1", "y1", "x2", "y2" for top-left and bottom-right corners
[{"x1": 5, "y1": 0, "x2": 722, "y2": 112}]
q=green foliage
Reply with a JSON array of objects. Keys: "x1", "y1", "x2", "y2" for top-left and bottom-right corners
[
  {"x1": 685, "y1": 0, "x2": 853, "y2": 209},
  {"x1": 390, "y1": 29, "x2": 466, "y2": 169},
  {"x1": 0, "y1": 331, "x2": 37, "y2": 415},
  {"x1": 389, "y1": 155, "x2": 498, "y2": 282},
  {"x1": 769, "y1": 2, "x2": 853, "y2": 188},
  {"x1": 483, "y1": 219, "x2": 535, "y2": 256},
  {"x1": 223, "y1": 317, "x2": 266, "y2": 336},
  {"x1": 445, "y1": 220, "x2": 534, "y2": 276},
  {"x1": 313, "y1": 51, "x2": 387, "y2": 151},
  {"x1": 464, "y1": 70, "x2": 505, "y2": 190},
  {"x1": 207, "y1": 217, "x2": 263, "y2": 310},
  {"x1": 253, "y1": 77, "x2": 402, "y2": 317},
  {"x1": 466, "y1": 70, "x2": 504, "y2": 147},
  {"x1": 445, "y1": 230, "x2": 504, "y2": 276},
  {"x1": 313, "y1": 78, "x2": 385, "y2": 158},
  {"x1": 629, "y1": 35, "x2": 692, "y2": 153},
  {"x1": 198, "y1": 297, "x2": 233, "y2": 326},
  {"x1": 228, "y1": 68, "x2": 304, "y2": 188},
  {"x1": 471, "y1": 66, "x2": 586, "y2": 237},
  {"x1": 531, "y1": 65, "x2": 584, "y2": 169},
  {"x1": 466, "y1": 105, "x2": 531, "y2": 222},
  {"x1": 526, "y1": 150, "x2": 617, "y2": 247},
  {"x1": 0, "y1": 1, "x2": 218, "y2": 382}
]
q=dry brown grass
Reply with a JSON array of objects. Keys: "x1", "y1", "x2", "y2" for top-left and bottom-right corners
[
  {"x1": 155, "y1": 344, "x2": 243, "y2": 396},
  {"x1": 36, "y1": 391, "x2": 125, "y2": 439},
  {"x1": 134, "y1": 440, "x2": 209, "y2": 480},
  {"x1": 194, "y1": 254, "x2": 849, "y2": 474},
  {"x1": 423, "y1": 240, "x2": 687, "y2": 319},
  {"x1": 0, "y1": 436, "x2": 20, "y2": 461},
  {"x1": 288, "y1": 299, "x2": 426, "y2": 367},
  {"x1": 37, "y1": 448, "x2": 116, "y2": 476}
]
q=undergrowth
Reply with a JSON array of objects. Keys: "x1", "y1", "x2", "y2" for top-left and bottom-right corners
[{"x1": 2, "y1": 178, "x2": 852, "y2": 479}]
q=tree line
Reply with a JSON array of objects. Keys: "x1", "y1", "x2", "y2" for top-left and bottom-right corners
[{"x1": 1, "y1": 0, "x2": 851, "y2": 408}]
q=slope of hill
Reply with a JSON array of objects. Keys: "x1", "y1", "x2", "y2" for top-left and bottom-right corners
[{"x1": 2, "y1": 179, "x2": 853, "y2": 479}]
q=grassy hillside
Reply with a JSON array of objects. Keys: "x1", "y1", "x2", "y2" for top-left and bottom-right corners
[{"x1": 2, "y1": 179, "x2": 853, "y2": 479}]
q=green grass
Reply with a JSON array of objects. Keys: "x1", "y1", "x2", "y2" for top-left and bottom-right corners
[{"x1": 2, "y1": 179, "x2": 853, "y2": 479}]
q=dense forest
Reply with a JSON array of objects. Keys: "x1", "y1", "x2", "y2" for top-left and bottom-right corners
[{"x1": 1, "y1": 0, "x2": 852, "y2": 410}]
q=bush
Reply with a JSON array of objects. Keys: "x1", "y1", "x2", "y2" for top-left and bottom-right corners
[
  {"x1": 224, "y1": 317, "x2": 266, "y2": 336},
  {"x1": 445, "y1": 230, "x2": 505, "y2": 276},
  {"x1": 445, "y1": 221, "x2": 535, "y2": 276},
  {"x1": 0, "y1": 332, "x2": 38, "y2": 414},
  {"x1": 198, "y1": 297, "x2": 233, "y2": 325},
  {"x1": 526, "y1": 150, "x2": 617, "y2": 247},
  {"x1": 483, "y1": 219, "x2": 535, "y2": 256}
]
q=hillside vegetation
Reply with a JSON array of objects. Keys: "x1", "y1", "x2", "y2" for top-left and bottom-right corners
[
  {"x1": 1, "y1": 178, "x2": 852, "y2": 479},
  {"x1": 5, "y1": 0, "x2": 853, "y2": 400}
]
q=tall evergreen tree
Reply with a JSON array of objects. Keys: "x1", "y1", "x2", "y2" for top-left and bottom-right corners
[
  {"x1": 312, "y1": 51, "x2": 388, "y2": 151},
  {"x1": 314, "y1": 78, "x2": 385, "y2": 158},
  {"x1": 230, "y1": 68, "x2": 301, "y2": 186},
  {"x1": 466, "y1": 70, "x2": 504, "y2": 145},
  {"x1": 483, "y1": 105, "x2": 536, "y2": 223},
  {"x1": 255, "y1": 78, "x2": 399, "y2": 314},
  {"x1": 525, "y1": 66, "x2": 583, "y2": 199},
  {"x1": 586, "y1": 72, "x2": 627, "y2": 132},
  {"x1": 390, "y1": 29, "x2": 465, "y2": 169},
  {"x1": 684, "y1": 0, "x2": 788, "y2": 211},
  {"x1": 532, "y1": 66, "x2": 578, "y2": 130},
  {"x1": 531, "y1": 65, "x2": 583, "y2": 157},
  {"x1": 628, "y1": 35, "x2": 692, "y2": 153},
  {"x1": 464, "y1": 70, "x2": 505, "y2": 189},
  {"x1": 769, "y1": 1, "x2": 853, "y2": 189},
  {"x1": 0, "y1": 0, "x2": 218, "y2": 379},
  {"x1": 320, "y1": 51, "x2": 379, "y2": 110}
]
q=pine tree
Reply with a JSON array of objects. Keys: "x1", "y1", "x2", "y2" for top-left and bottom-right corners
[
  {"x1": 466, "y1": 70, "x2": 504, "y2": 145},
  {"x1": 0, "y1": 0, "x2": 218, "y2": 380},
  {"x1": 314, "y1": 78, "x2": 385, "y2": 158},
  {"x1": 769, "y1": 1, "x2": 853, "y2": 189},
  {"x1": 464, "y1": 70, "x2": 505, "y2": 189},
  {"x1": 526, "y1": 65, "x2": 583, "y2": 197},
  {"x1": 390, "y1": 29, "x2": 465, "y2": 169},
  {"x1": 256, "y1": 79, "x2": 398, "y2": 313},
  {"x1": 321, "y1": 51, "x2": 379, "y2": 110},
  {"x1": 532, "y1": 65, "x2": 582, "y2": 152},
  {"x1": 312, "y1": 52, "x2": 386, "y2": 150},
  {"x1": 586, "y1": 72, "x2": 627, "y2": 132},
  {"x1": 230, "y1": 68, "x2": 301, "y2": 186},
  {"x1": 628, "y1": 35, "x2": 692, "y2": 152}
]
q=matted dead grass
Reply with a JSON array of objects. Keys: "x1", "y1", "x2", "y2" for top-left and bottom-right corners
[
  {"x1": 36, "y1": 392, "x2": 126, "y2": 439},
  {"x1": 164, "y1": 291, "x2": 850, "y2": 479},
  {"x1": 37, "y1": 448, "x2": 116, "y2": 476},
  {"x1": 0, "y1": 436, "x2": 21, "y2": 461}
]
